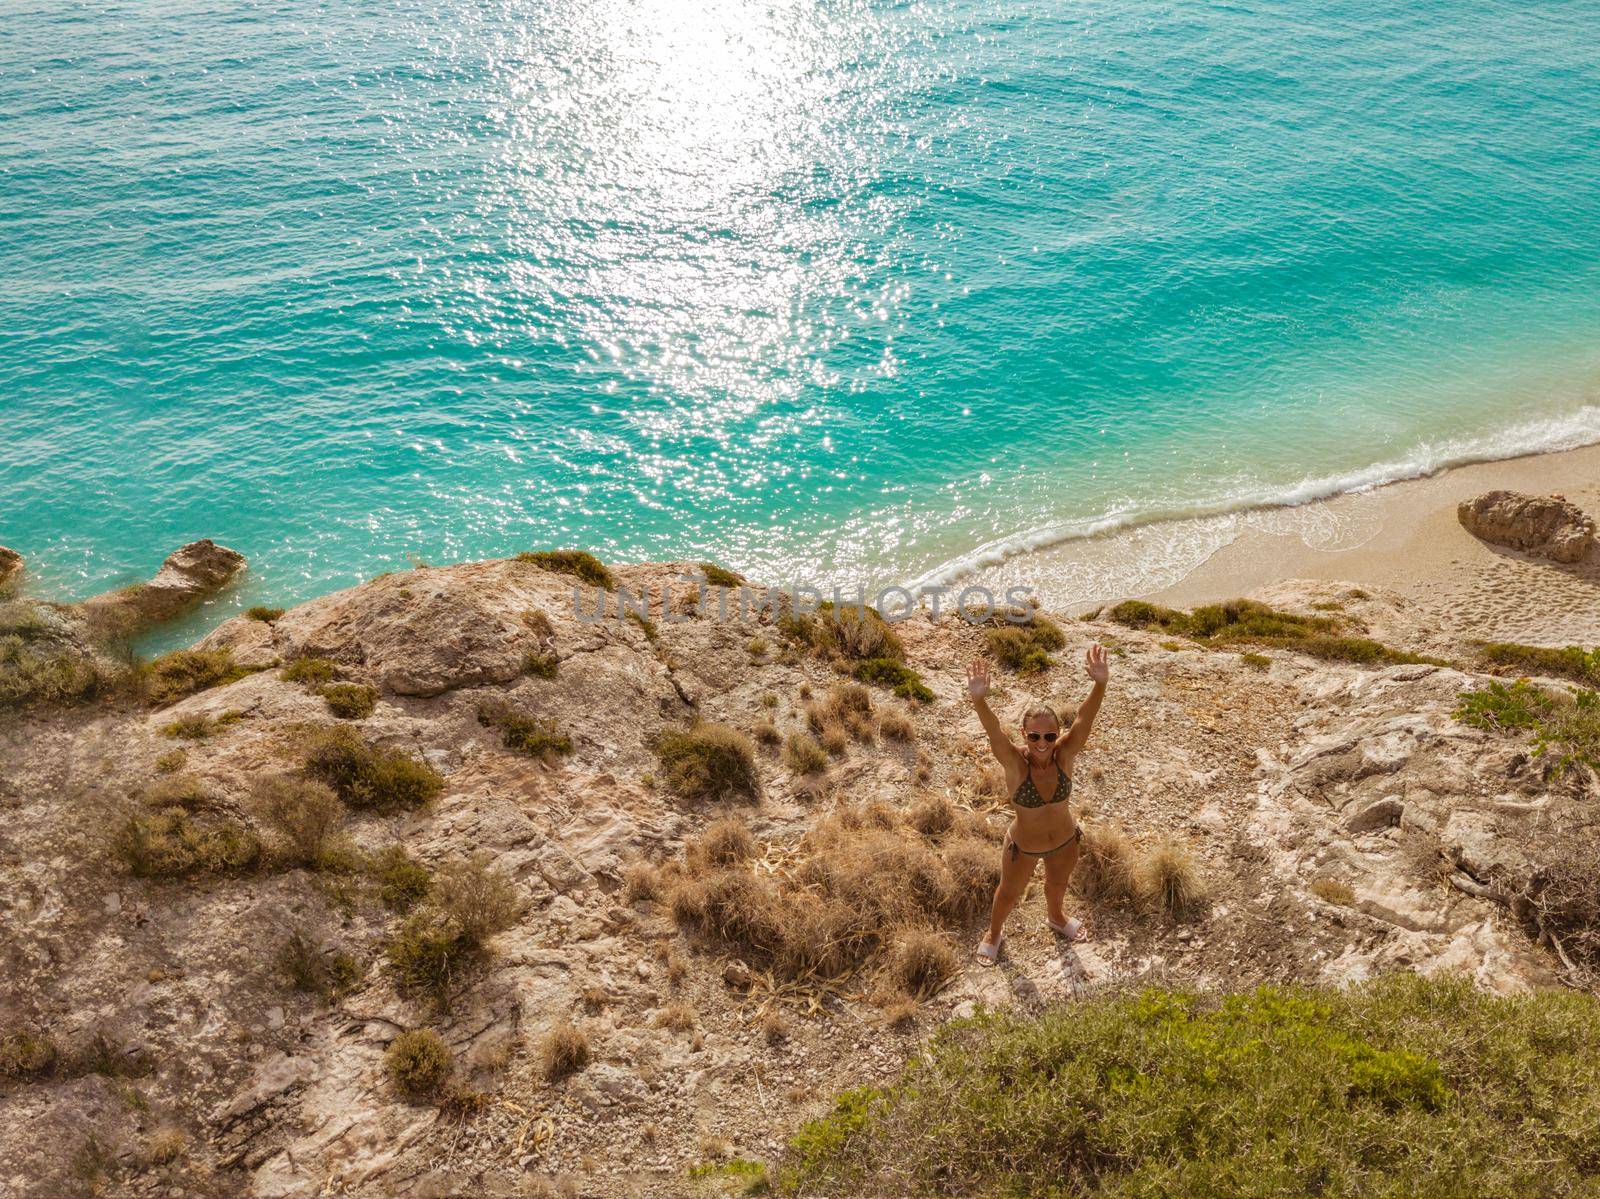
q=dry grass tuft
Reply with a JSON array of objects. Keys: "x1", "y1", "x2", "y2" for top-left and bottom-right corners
[
  {"x1": 1311, "y1": 877, "x2": 1356, "y2": 906},
  {"x1": 783, "y1": 731, "x2": 829, "y2": 775},
  {"x1": 539, "y1": 1021, "x2": 592, "y2": 1081},
  {"x1": 623, "y1": 859, "x2": 663, "y2": 903},
  {"x1": 908, "y1": 795, "x2": 955, "y2": 838},
  {"x1": 1072, "y1": 824, "x2": 1137, "y2": 903},
  {"x1": 654, "y1": 1003, "x2": 697, "y2": 1032},
  {"x1": 654, "y1": 722, "x2": 759, "y2": 802},
  {"x1": 141, "y1": 773, "x2": 212, "y2": 812},
  {"x1": 114, "y1": 809, "x2": 262, "y2": 878},
  {"x1": 691, "y1": 817, "x2": 756, "y2": 868},
  {"x1": 879, "y1": 706, "x2": 916, "y2": 741},
  {"x1": 762, "y1": 1011, "x2": 792, "y2": 1045},
  {"x1": 386, "y1": 1029, "x2": 452, "y2": 1099},
  {"x1": 252, "y1": 775, "x2": 345, "y2": 867},
  {"x1": 1135, "y1": 838, "x2": 1208, "y2": 920},
  {"x1": 890, "y1": 930, "x2": 959, "y2": 998}
]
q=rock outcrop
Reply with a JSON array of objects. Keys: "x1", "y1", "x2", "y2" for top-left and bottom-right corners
[
  {"x1": 0, "y1": 559, "x2": 1593, "y2": 1197},
  {"x1": 0, "y1": 546, "x2": 21, "y2": 591},
  {"x1": 1457, "y1": 490, "x2": 1598, "y2": 564},
  {"x1": 78, "y1": 539, "x2": 247, "y2": 634}
]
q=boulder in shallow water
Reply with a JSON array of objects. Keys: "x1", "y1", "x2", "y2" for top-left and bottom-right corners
[
  {"x1": 0, "y1": 545, "x2": 21, "y2": 590},
  {"x1": 79, "y1": 538, "x2": 247, "y2": 633},
  {"x1": 1456, "y1": 490, "x2": 1597, "y2": 564}
]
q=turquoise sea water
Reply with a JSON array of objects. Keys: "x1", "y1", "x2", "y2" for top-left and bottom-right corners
[{"x1": 5, "y1": 0, "x2": 1600, "y2": 645}]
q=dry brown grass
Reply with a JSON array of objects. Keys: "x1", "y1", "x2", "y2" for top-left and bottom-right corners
[
  {"x1": 881, "y1": 993, "x2": 919, "y2": 1029},
  {"x1": 1072, "y1": 823, "x2": 1137, "y2": 903},
  {"x1": 806, "y1": 683, "x2": 878, "y2": 744},
  {"x1": 622, "y1": 860, "x2": 663, "y2": 903},
  {"x1": 539, "y1": 1021, "x2": 591, "y2": 1082},
  {"x1": 251, "y1": 775, "x2": 345, "y2": 867},
  {"x1": 879, "y1": 707, "x2": 915, "y2": 741},
  {"x1": 654, "y1": 1003, "x2": 697, "y2": 1032},
  {"x1": 1311, "y1": 877, "x2": 1356, "y2": 906},
  {"x1": 890, "y1": 930, "x2": 959, "y2": 998},
  {"x1": 690, "y1": 817, "x2": 756, "y2": 868},
  {"x1": 908, "y1": 795, "x2": 955, "y2": 838},
  {"x1": 753, "y1": 718, "x2": 781, "y2": 745},
  {"x1": 670, "y1": 814, "x2": 999, "y2": 982},
  {"x1": 762, "y1": 1010, "x2": 792, "y2": 1045},
  {"x1": 782, "y1": 730, "x2": 829, "y2": 775},
  {"x1": 653, "y1": 722, "x2": 759, "y2": 802},
  {"x1": 1135, "y1": 838, "x2": 1208, "y2": 920},
  {"x1": 141, "y1": 774, "x2": 212, "y2": 812}
]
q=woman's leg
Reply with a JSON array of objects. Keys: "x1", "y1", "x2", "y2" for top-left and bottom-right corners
[
  {"x1": 1041, "y1": 835, "x2": 1082, "y2": 927},
  {"x1": 981, "y1": 839, "x2": 1037, "y2": 949}
]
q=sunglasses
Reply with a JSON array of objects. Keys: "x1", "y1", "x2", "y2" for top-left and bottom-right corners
[{"x1": 1025, "y1": 731, "x2": 1058, "y2": 743}]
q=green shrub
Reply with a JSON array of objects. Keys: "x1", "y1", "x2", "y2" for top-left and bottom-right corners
[
  {"x1": 785, "y1": 603, "x2": 906, "y2": 663},
  {"x1": 114, "y1": 810, "x2": 262, "y2": 878},
  {"x1": 986, "y1": 626, "x2": 1055, "y2": 673},
  {"x1": 0, "y1": 636, "x2": 115, "y2": 709},
  {"x1": 1479, "y1": 642, "x2": 1600, "y2": 687},
  {"x1": 0, "y1": 1030, "x2": 59, "y2": 1080},
  {"x1": 160, "y1": 709, "x2": 241, "y2": 739},
  {"x1": 522, "y1": 647, "x2": 558, "y2": 678},
  {"x1": 782, "y1": 731, "x2": 829, "y2": 775},
  {"x1": 281, "y1": 656, "x2": 338, "y2": 686},
  {"x1": 302, "y1": 726, "x2": 443, "y2": 813},
  {"x1": 853, "y1": 658, "x2": 935, "y2": 703},
  {"x1": 700, "y1": 562, "x2": 744, "y2": 588},
  {"x1": 476, "y1": 700, "x2": 573, "y2": 759},
  {"x1": 278, "y1": 929, "x2": 364, "y2": 1000},
  {"x1": 386, "y1": 856, "x2": 518, "y2": 1001},
  {"x1": 74, "y1": 1030, "x2": 153, "y2": 1079},
  {"x1": 321, "y1": 682, "x2": 377, "y2": 719},
  {"x1": 654, "y1": 722, "x2": 760, "y2": 801},
  {"x1": 252, "y1": 775, "x2": 345, "y2": 866},
  {"x1": 1456, "y1": 680, "x2": 1600, "y2": 774},
  {"x1": 385, "y1": 1029, "x2": 453, "y2": 1099},
  {"x1": 153, "y1": 748, "x2": 187, "y2": 773},
  {"x1": 781, "y1": 976, "x2": 1600, "y2": 1198},
  {"x1": 144, "y1": 648, "x2": 252, "y2": 706},
  {"x1": 246, "y1": 606, "x2": 285, "y2": 622},
  {"x1": 369, "y1": 845, "x2": 432, "y2": 911},
  {"x1": 516, "y1": 550, "x2": 614, "y2": 588},
  {"x1": 1106, "y1": 598, "x2": 1443, "y2": 667}
]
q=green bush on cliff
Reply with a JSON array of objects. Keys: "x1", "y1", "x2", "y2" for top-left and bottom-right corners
[
  {"x1": 516, "y1": 550, "x2": 614, "y2": 589},
  {"x1": 142, "y1": 648, "x2": 254, "y2": 706},
  {"x1": 1455, "y1": 679, "x2": 1600, "y2": 774},
  {"x1": 0, "y1": 635, "x2": 115, "y2": 709},
  {"x1": 321, "y1": 681, "x2": 377, "y2": 719},
  {"x1": 1107, "y1": 598, "x2": 1445, "y2": 667},
  {"x1": 853, "y1": 657, "x2": 935, "y2": 703},
  {"x1": 302, "y1": 726, "x2": 443, "y2": 813},
  {"x1": 653, "y1": 722, "x2": 760, "y2": 802},
  {"x1": 1478, "y1": 642, "x2": 1600, "y2": 687},
  {"x1": 780, "y1": 975, "x2": 1600, "y2": 1199},
  {"x1": 385, "y1": 856, "x2": 519, "y2": 1002},
  {"x1": 985, "y1": 615, "x2": 1066, "y2": 674},
  {"x1": 113, "y1": 810, "x2": 262, "y2": 878},
  {"x1": 700, "y1": 562, "x2": 744, "y2": 589},
  {"x1": 476, "y1": 699, "x2": 573, "y2": 760}
]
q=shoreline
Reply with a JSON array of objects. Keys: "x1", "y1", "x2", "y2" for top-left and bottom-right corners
[{"x1": 959, "y1": 438, "x2": 1600, "y2": 648}]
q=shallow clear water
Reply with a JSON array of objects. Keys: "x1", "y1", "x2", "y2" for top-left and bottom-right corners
[{"x1": 4, "y1": 0, "x2": 1600, "y2": 644}]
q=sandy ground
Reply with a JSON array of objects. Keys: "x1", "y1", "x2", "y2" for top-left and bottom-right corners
[{"x1": 968, "y1": 441, "x2": 1600, "y2": 647}]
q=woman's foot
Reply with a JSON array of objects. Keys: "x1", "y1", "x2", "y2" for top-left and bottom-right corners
[
  {"x1": 975, "y1": 934, "x2": 1004, "y2": 965},
  {"x1": 1047, "y1": 915, "x2": 1087, "y2": 942}
]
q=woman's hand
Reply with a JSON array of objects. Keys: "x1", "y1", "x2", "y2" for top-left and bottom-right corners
[
  {"x1": 966, "y1": 657, "x2": 992, "y2": 700},
  {"x1": 1084, "y1": 643, "x2": 1109, "y2": 683}
]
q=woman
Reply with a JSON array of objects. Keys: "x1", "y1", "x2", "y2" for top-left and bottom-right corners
[{"x1": 966, "y1": 643, "x2": 1109, "y2": 963}]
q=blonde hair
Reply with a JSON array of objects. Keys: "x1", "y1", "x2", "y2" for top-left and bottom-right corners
[{"x1": 1016, "y1": 698, "x2": 1075, "y2": 729}]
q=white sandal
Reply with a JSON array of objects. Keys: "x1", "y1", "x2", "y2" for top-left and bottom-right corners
[
  {"x1": 1048, "y1": 916, "x2": 1087, "y2": 943},
  {"x1": 975, "y1": 935, "x2": 1004, "y2": 965}
]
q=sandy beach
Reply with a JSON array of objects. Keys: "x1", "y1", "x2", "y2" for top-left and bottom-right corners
[{"x1": 966, "y1": 440, "x2": 1600, "y2": 648}]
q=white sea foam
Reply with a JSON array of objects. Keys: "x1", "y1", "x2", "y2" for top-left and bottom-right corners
[{"x1": 908, "y1": 403, "x2": 1600, "y2": 597}]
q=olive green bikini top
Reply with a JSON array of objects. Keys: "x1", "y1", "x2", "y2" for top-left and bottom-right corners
[{"x1": 1013, "y1": 762, "x2": 1072, "y2": 809}]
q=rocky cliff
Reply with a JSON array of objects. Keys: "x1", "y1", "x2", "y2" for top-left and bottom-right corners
[{"x1": 1, "y1": 556, "x2": 1594, "y2": 1198}]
